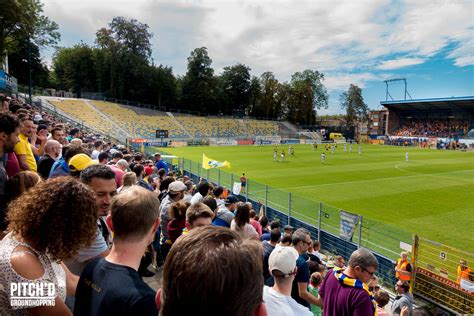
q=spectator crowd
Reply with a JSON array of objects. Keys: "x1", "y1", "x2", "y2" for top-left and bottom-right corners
[
  {"x1": 0, "y1": 94, "x2": 439, "y2": 315},
  {"x1": 393, "y1": 118, "x2": 469, "y2": 138}
]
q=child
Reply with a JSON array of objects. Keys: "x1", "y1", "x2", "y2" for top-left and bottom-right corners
[
  {"x1": 373, "y1": 290, "x2": 390, "y2": 316},
  {"x1": 308, "y1": 272, "x2": 323, "y2": 316}
]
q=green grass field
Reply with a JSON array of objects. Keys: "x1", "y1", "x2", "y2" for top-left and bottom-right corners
[{"x1": 161, "y1": 144, "x2": 474, "y2": 251}]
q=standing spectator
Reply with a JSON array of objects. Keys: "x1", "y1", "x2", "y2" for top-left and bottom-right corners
[
  {"x1": 91, "y1": 140, "x2": 103, "y2": 159},
  {"x1": 51, "y1": 127, "x2": 66, "y2": 145},
  {"x1": 5, "y1": 171, "x2": 41, "y2": 204},
  {"x1": 37, "y1": 140, "x2": 61, "y2": 179},
  {"x1": 308, "y1": 272, "x2": 323, "y2": 316},
  {"x1": 0, "y1": 113, "x2": 20, "y2": 233},
  {"x1": 291, "y1": 228, "x2": 319, "y2": 309},
  {"x1": 190, "y1": 181, "x2": 212, "y2": 205},
  {"x1": 240, "y1": 172, "x2": 247, "y2": 191},
  {"x1": 319, "y1": 248, "x2": 379, "y2": 316},
  {"x1": 66, "y1": 128, "x2": 80, "y2": 142},
  {"x1": 157, "y1": 226, "x2": 265, "y2": 316},
  {"x1": 249, "y1": 206, "x2": 263, "y2": 237},
  {"x1": 395, "y1": 252, "x2": 412, "y2": 282},
  {"x1": 261, "y1": 221, "x2": 281, "y2": 241},
  {"x1": 391, "y1": 281, "x2": 414, "y2": 316},
  {"x1": 182, "y1": 180, "x2": 194, "y2": 203},
  {"x1": 263, "y1": 246, "x2": 313, "y2": 316},
  {"x1": 49, "y1": 145, "x2": 84, "y2": 178},
  {"x1": 74, "y1": 186, "x2": 160, "y2": 316},
  {"x1": 118, "y1": 171, "x2": 137, "y2": 192},
  {"x1": 167, "y1": 202, "x2": 189, "y2": 243},
  {"x1": 185, "y1": 203, "x2": 214, "y2": 230},
  {"x1": 154, "y1": 153, "x2": 168, "y2": 175},
  {"x1": 0, "y1": 177, "x2": 98, "y2": 315},
  {"x1": 374, "y1": 290, "x2": 390, "y2": 316},
  {"x1": 213, "y1": 194, "x2": 237, "y2": 228},
  {"x1": 107, "y1": 158, "x2": 127, "y2": 188},
  {"x1": 133, "y1": 164, "x2": 153, "y2": 191},
  {"x1": 457, "y1": 259, "x2": 472, "y2": 284},
  {"x1": 98, "y1": 152, "x2": 109, "y2": 165},
  {"x1": 263, "y1": 228, "x2": 281, "y2": 286},
  {"x1": 230, "y1": 203, "x2": 258, "y2": 239},
  {"x1": 14, "y1": 116, "x2": 37, "y2": 172},
  {"x1": 159, "y1": 181, "x2": 187, "y2": 261}
]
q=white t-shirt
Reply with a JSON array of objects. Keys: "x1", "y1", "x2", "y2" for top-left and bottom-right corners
[
  {"x1": 263, "y1": 286, "x2": 313, "y2": 316},
  {"x1": 91, "y1": 150, "x2": 100, "y2": 160},
  {"x1": 190, "y1": 192, "x2": 203, "y2": 205}
]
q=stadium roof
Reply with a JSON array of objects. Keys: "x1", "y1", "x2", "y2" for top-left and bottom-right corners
[{"x1": 381, "y1": 96, "x2": 474, "y2": 111}]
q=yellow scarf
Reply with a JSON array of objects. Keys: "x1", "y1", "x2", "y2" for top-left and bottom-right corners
[{"x1": 333, "y1": 268, "x2": 377, "y2": 316}]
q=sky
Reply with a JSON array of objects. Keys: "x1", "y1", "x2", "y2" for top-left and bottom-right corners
[{"x1": 41, "y1": 0, "x2": 474, "y2": 115}]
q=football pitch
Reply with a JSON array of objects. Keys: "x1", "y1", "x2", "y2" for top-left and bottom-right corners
[{"x1": 162, "y1": 144, "x2": 474, "y2": 250}]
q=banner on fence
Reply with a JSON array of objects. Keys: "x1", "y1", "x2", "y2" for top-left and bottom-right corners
[
  {"x1": 237, "y1": 139, "x2": 254, "y2": 145},
  {"x1": 209, "y1": 139, "x2": 237, "y2": 146},
  {"x1": 170, "y1": 141, "x2": 188, "y2": 147},
  {"x1": 281, "y1": 139, "x2": 301, "y2": 144},
  {"x1": 340, "y1": 210, "x2": 359, "y2": 241},
  {"x1": 232, "y1": 182, "x2": 242, "y2": 195}
]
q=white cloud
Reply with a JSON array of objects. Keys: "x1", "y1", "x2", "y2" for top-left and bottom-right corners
[
  {"x1": 376, "y1": 58, "x2": 426, "y2": 70},
  {"x1": 40, "y1": 0, "x2": 474, "y2": 82}
]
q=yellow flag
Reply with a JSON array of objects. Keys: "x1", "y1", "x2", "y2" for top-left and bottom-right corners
[{"x1": 202, "y1": 153, "x2": 231, "y2": 170}]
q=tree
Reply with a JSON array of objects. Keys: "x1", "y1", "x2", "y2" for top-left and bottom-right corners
[
  {"x1": 93, "y1": 17, "x2": 154, "y2": 100},
  {"x1": 0, "y1": 0, "x2": 60, "y2": 64},
  {"x1": 51, "y1": 44, "x2": 97, "y2": 95},
  {"x1": 247, "y1": 76, "x2": 261, "y2": 116},
  {"x1": 8, "y1": 40, "x2": 49, "y2": 87},
  {"x1": 181, "y1": 47, "x2": 215, "y2": 112},
  {"x1": 285, "y1": 69, "x2": 328, "y2": 125},
  {"x1": 340, "y1": 84, "x2": 369, "y2": 128},
  {"x1": 219, "y1": 63, "x2": 251, "y2": 115}
]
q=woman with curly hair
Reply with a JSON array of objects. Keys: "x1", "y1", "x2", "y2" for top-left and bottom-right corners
[{"x1": 0, "y1": 177, "x2": 98, "y2": 315}]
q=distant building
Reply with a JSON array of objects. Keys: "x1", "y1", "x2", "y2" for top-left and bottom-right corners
[{"x1": 368, "y1": 109, "x2": 388, "y2": 136}]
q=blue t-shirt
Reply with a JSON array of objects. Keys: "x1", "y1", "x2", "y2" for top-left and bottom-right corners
[
  {"x1": 291, "y1": 254, "x2": 311, "y2": 309},
  {"x1": 155, "y1": 160, "x2": 168, "y2": 174},
  {"x1": 74, "y1": 258, "x2": 158, "y2": 316}
]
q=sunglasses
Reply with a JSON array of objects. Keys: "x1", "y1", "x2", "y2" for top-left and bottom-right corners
[
  {"x1": 368, "y1": 286, "x2": 380, "y2": 292},
  {"x1": 362, "y1": 267, "x2": 376, "y2": 276}
]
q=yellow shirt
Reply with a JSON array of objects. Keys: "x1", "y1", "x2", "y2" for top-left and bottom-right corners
[{"x1": 14, "y1": 133, "x2": 37, "y2": 172}]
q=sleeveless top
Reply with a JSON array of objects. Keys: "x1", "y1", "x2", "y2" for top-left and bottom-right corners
[{"x1": 0, "y1": 232, "x2": 67, "y2": 315}]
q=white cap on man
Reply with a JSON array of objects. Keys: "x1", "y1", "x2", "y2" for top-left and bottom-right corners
[{"x1": 268, "y1": 246, "x2": 299, "y2": 277}]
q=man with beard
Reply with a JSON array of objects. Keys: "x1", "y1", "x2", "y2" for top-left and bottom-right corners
[
  {"x1": 64, "y1": 165, "x2": 116, "y2": 310},
  {"x1": 14, "y1": 116, "x2": 37, "y2": 172},
  {"x1": 0, "y1": 113, "x2": 20, "y2": 234}
]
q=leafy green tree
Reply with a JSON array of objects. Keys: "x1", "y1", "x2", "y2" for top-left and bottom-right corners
[
  {"x1": 285, "y1": 70, "x2": 328, "y2": 125},
  {"x1": 8, "y1": 40, "x2": 49, "y2": 87},
  {"x1": 51, "y1": 44, "x2": 97, "y2": 95},
  {"x1": 247, "y1": 76, "x2": 261, "y2": 116},
  {"x1": 0, "y1": 0, "x2": 60, "y2": 64},
  {"x1": 219, "y1": 63, "x2": 251, "y2": 115},
  {"x1": 339, "y1": 84, "x2": 369, "y2": 127},
  {"x1": 181, "y1": 47, "x2": 215, "y2": 112}
]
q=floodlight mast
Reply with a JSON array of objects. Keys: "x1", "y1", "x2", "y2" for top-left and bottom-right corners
[{"x1": 384, "y1": 78, "x2": 413, "y2": 101}]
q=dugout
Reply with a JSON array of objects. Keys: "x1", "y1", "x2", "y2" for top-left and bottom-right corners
[{"x1": 382, "y1": 96, "x2": 474, "y2": 136}]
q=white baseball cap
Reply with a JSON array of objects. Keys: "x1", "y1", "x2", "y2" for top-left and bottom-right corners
[
  {"x1": 168, "y1": 181, "x2": 187, "y2": 193},
  {"x1": 268, "y1": 246, "x2": 299, "y2": 277}
]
